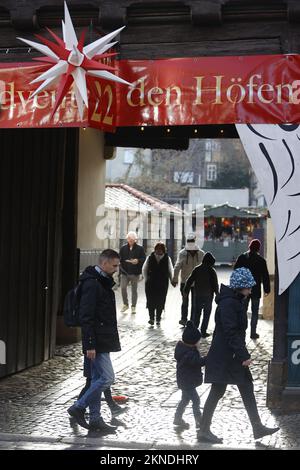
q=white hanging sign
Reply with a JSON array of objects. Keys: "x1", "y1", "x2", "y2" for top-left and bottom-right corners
[{"x1": 236, "y1": 124, "x2": 300, "y2": 294}]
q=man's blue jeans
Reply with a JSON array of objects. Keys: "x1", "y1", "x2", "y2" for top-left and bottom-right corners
[{"x1": 76, "y1": 352, "x2": 115, "y2": 421}]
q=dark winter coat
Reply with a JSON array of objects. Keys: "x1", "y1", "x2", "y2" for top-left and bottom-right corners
[
  {"x1": 145, "y1": 252, "x2": 170, "y2": 310},
  {"x1": 120, "y1": 243, "x2": 146, "y2": 275},
  {"x1": 79, "y1": 266, "x2": 121, "y2": 354},
  {"x1": 204, "y1": 284, "x2": 252, "y2": 385},
  {"x1": 234, "y1": 250, "x2": 270, "y2": 298},
  {"x1": 184, "y1": 264, "x2": 219, "y2": 298},
  {"x1": 175, "y1": 341, "x2": 206, "y2": 390}
]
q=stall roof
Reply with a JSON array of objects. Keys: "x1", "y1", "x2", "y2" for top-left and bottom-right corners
[
  {"x1": 204, "y1": 204, "x2": 261, "y2": 219},
  {"x1": 105, "y1": 184, "x2": 182, "y2": 214}
]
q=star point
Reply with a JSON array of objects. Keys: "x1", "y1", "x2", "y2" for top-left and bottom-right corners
[{"x1": 18, "y1": 1, "x2": 131, "y2": 120}]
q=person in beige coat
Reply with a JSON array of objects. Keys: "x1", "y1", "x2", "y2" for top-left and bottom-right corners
[{"x1": 172, "y1": 233, "x2": 204, "y2": 326}]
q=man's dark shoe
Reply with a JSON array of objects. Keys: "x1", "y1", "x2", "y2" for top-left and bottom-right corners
[
  {"x1": 148, "y1": 320, "x2": 154, "y2": 325},
  {"x1": 67, "y1": 405, "x2": 89, "y2": 429},
  {"x1": 201, "y1": 332, "x2": 210, "y2": 338},
  {"x1": 253, "y1": 424, "x2": 279, "y2": 440},
  {"x1": 89, "y1": 417, "x2": 117, "y2": 433},
  {"x1": 173, "y1": 417, "x2": 190, "y2": 429},
  {"x1": 197, "y1": 428, "x2": 223, "y2": 444},
  {"x1": 179, "y1": 319, "x2": 186, "y2": 326},
  {"x1": 250, "y1": 333, "x2": 260, "y2": 339},
  {"x1": 195, "y1": 412, "x2": 202, "y2": 429},
  {"x1": 110, "y1": 403, "x2": 127, "y2": 417}
]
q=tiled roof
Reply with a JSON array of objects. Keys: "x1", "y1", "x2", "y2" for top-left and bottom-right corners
[{"x1": 105, "y1": 184, "x2": 182, "y2": 214}]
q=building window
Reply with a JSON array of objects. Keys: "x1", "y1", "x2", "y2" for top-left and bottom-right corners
[
  {"x1": 212, "y1": 141, "x2": 219, "y2": 151},
  {"x1": 205, "y1": 140, "x2": 212, "y2": 162},
  {"x1": 207, "y1": 164, "x2": 217, "y2": 181},
  {"x1": 205, "y1": 151, "x2": 212, "y2": 162},
  {"x1": 124, "y1": 149, "x2": 134, "y2": 164},
  {"x1": 205, "y1": 141, "x2": 212, "y2": 151},
  {"x1": 174, "y1": 171, "x2": 194, "y2": 184}
]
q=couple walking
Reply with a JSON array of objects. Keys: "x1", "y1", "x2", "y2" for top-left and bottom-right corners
[{"x1": 119, "y1": 233, "x2": 173, "y2": 326}]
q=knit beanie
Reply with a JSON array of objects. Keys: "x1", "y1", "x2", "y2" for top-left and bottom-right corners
[
  {"x1": 249, "y1": 239, "x2": 261, "y2": 252},
  {"x1": 230, "y1": 267, "x2": 256, "y2": 289},
  {"x1": 182, "y1": 321, "x2": 201, "y2": 345}
]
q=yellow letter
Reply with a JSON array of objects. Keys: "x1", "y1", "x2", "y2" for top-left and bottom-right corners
[
  {"x1": 147, "y1": 87, "x2": 164, "y2": 106},
  {"x1": 0, "y1": 81, "x2": 15, "y2": 110},
  {"x1": 127, "y1": 76, "x2": 146, "y2": 107}
]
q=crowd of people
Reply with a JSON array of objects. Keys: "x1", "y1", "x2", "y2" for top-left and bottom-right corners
[{"x1": 67, "y1": 231, "x2": 279, "y2": 443}]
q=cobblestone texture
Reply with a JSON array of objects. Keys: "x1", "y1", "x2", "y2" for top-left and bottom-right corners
[{"x1": 0, "y1": 268, "x2": 299, "y2": 450}]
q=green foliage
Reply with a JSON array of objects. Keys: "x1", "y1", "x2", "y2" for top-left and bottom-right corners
[{"x1": 211, "y1": 163, "x2": 250, "y2": 189}]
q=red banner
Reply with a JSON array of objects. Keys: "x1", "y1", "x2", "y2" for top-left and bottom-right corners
[
  {"x1": 116, "y1": 55, "x2": 300, "y2": 126},
  {"x1": 0, "y1": 63, "x2": 116, "y2": 130},
  {"x1": 1, "y1": 55, "x2": 300, "y2": 128}
]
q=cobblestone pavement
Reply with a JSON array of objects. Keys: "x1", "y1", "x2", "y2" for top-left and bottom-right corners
[{"x1": 0, "y1": 268, "x2": 299, "y2": 450}]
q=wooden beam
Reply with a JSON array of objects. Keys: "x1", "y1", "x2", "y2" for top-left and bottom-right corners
[
  {"x1": 10, "y1": 1, "x2": 39, "y2": 31},
  {"x1": 188, "y1": 0, "x2": 222, "y2": 26},
  {"x1": 288, "y1": 0, "x2": 300, "y2": 23}
]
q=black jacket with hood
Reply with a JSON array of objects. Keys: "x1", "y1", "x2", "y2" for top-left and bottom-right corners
[
  {"x1": 184, "y1": 252, "x2": 219, "y2": 297},
  {"x1": 204, "y1": 284, "x2": 252, "y2": 385},
  {"x1": 79, "y1": 266, "x2": 121, "y2": 354}
]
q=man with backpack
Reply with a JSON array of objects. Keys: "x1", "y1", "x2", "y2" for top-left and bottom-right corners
[{"x1": 67, "y1": 249, "x2": 121, "y2": 432}]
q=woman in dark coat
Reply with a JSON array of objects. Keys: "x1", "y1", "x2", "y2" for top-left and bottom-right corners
[
  {"x1": 198, "y1": 267, "x2": 279, "y2": 444},
  {"x1": 142, "y1": 242, "x2": 173, "y2": 326}
]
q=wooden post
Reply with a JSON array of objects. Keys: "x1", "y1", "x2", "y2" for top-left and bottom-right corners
[{"x1": 266, "y1": 246, "x2": 288, "y2": 408}]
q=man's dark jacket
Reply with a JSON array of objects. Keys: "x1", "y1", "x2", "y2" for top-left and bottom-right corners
[
  {"x1": 79, "y1": 266, "x2": 121, "y2": 354},
  {"x1": 120, "y1": 243, "x2": 146, "y2": 275},
  {"x1": 234, "y1": 250, "x2": 270, "y2": 298}
]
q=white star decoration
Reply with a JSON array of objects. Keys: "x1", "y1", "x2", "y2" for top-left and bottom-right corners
[{"x1": 18, "y1": 1, "x2": 131, "y2": 120}]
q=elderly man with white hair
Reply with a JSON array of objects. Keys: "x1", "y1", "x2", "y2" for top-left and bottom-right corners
[{"x1": 119, "y1": 232, "x2": 146, "y2": 314}]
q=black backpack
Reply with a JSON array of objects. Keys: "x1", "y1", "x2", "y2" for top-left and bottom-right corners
[{"x1": 63, "y1": 281, "x2": 84, "y2": 327}]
